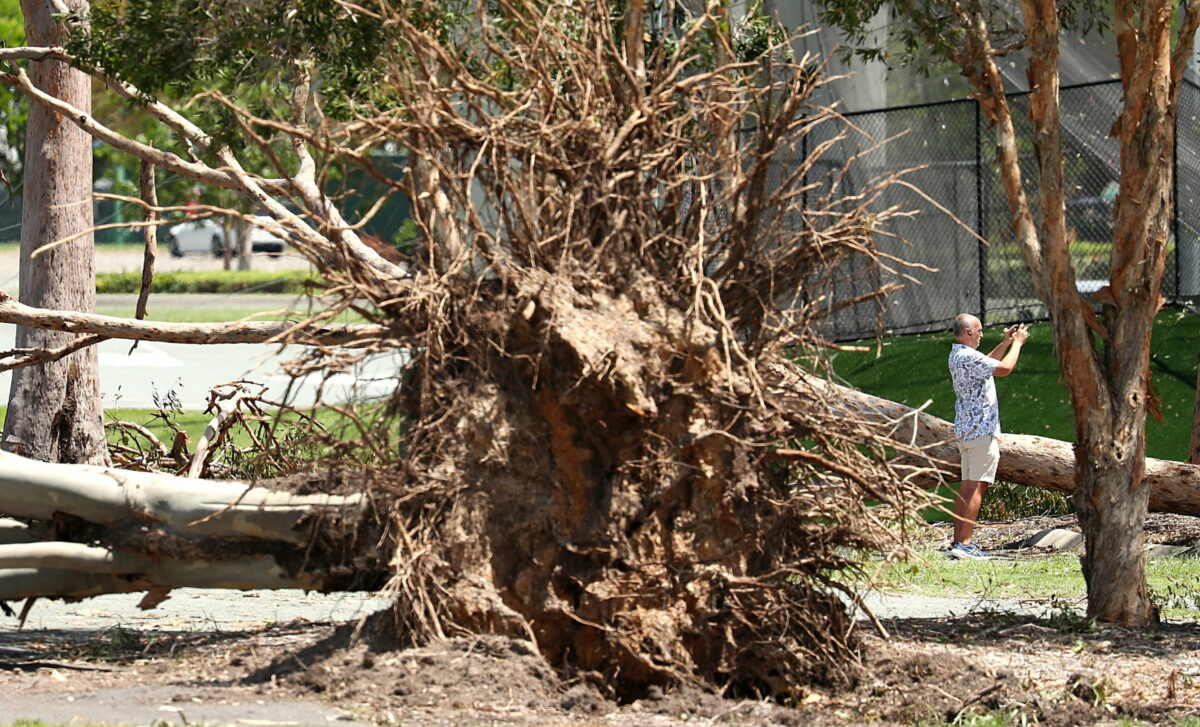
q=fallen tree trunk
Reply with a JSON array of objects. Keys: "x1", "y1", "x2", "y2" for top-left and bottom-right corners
[
  {"x1": 0, "y1": 451, "x2": 365, "y2": 543},
  {"x1": 0, "y1": 450, "x2": 386, "y2": 602},
  {"x1": 778, "y1": 371, "x2": 1200, "y2": 516}
]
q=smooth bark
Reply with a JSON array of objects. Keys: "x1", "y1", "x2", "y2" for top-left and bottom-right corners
[
  {"x1": 0, "y1": 451, "x2": 365, "y2": 544},
  {"x1": 0, "y1": 556, "x2": 320, "y2": 600},
  {"x1": 2, "y1": 0, "x2": 107, "y2": 465}
]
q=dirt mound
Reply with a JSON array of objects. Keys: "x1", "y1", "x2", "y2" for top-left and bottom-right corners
[
  {"x1": 225, "y1": 615, "x2": 1200, "y2": 726},
  {"x1": 234, "y1": 621, "x2": 809, "y2": 725}
]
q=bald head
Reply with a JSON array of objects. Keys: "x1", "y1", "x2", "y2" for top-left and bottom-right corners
[{"x1": 954, "y1": 314, "x2": 982, "y2": 347}]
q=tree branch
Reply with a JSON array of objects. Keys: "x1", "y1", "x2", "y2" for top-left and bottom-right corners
[
  {"x1": 0, "y1": 290, "x2": 392, "y2": 347},
  {"x1": 0, "y1": 333, "x2": 107, "y2": 373},
  {"x1": 0, "y1": 64, "x2": 289, "y2": 197},
  {"x1": 136, "y1": 161, "x2": 158, "y2": 320},
  {"x1": 770, "y1": 369, "x2": 1200, "y2": 516},
  {"x1": 1174, "y1": 0, "x2": 1200, "y2": 96}
]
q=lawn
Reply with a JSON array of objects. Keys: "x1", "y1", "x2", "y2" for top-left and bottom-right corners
[
  {"x1": 827, "y1": 307, "x2": 1198, "y2": 462},
  {"x1": 861, "y1": 548, "x2": 1200, "y2": 621},
  {"x1": 0, "y1": 404, "x2": 390, "y2": 465}
]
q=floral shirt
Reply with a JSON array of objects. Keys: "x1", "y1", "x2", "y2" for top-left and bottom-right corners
[{"x1": 948, "y1": 343, "x2": 1001, "y2": 441}]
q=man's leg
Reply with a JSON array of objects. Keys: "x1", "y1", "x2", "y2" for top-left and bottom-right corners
[{"x1": 952, "y1": 480, "x2": 989, "y2": 545}]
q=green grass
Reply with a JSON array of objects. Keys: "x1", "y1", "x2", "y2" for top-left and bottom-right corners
[
  {"x1": 828, "y1": 308, "x2": 1199, "y2": 462},
  {"x1": 94, "y1": 303, "x2": 367, "y2": 323},
  {"x1": 105, "y1": 407, "x2": 213, "y2": 443},
  {"x1": 862, "y1": 549, "x2": 1200, "y2": 621}
]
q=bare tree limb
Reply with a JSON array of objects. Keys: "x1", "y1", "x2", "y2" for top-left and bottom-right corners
[
  {"x1": 770, "y1": 369, "x2": 1200, "y2": 516},
  {"x1": 0, "y1": 290, "x2": 392, "y2": 347},
  {"x1": 0, "y1": 332, "x2": 106, "y2": 373},
  {"x1": 0, "y1": 64, "x2": 288, "y2": 196},
  {"x1": 136, "y1": 160, "x2": 158, "y2": 321}
]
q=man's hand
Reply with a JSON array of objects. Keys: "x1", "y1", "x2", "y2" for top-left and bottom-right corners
[{"x1": 1012, "y1": 323, "x2": 1029, "y2": 344}]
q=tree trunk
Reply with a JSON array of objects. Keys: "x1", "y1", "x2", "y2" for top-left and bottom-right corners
[
  {"x1": 778, "y1": 373, "x2": 1200, "y2": 515},
  {"x1": 1068, "y1": 0, "x2": 1181, "y2": 627},
  {"x1": 236, "y1": 220, "x2": 251, "y2": 271},
  {"x1": 2, "y1": 0, "x2": 106, "y2": 465}
]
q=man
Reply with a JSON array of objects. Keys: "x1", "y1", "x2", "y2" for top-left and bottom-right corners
[{"x1": 946, "y1": 313, "x2": 1028, "y2": 560}]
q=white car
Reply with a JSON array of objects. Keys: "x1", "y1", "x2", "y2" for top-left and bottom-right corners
[{"x1": 165, "y1": 216, "x2": 286, "y2": 257}]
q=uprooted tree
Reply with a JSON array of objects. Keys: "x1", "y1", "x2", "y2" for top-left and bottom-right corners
[
  {"x1": 5, "y1": 0, "x2": 1200, "y2": 699},
  {"x1": 0, "y1": 0, "x2": 946, "y2": 699}
]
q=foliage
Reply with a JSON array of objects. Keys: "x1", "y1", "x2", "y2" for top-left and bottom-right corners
[
  {"x1": 0, "y1": 0, "x2": 25, "y2": 184},
  {"x1": 95, "y1": 269, "x2": 317, "y2": 295},
  {"x1": 66, "y1": 0, "x2": 459, "y2": 120},
  {"x1": 814, "y1": 0, "x2": 1108, "y2": 72},
  {"x1": 979, "y1": 481, "x2": 1073, "y2": 520}
]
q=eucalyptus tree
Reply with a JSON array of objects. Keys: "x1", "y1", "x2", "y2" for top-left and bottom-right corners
[
  {"x1": 816, "y1": 0, "x2": 1194, "y2": 625},
  {"x1": 1, "y1": 0, "x2": 107, "y2": 466}
]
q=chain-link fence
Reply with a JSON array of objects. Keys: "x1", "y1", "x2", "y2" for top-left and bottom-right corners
[{"x1": 811, "y1": 78, "x2": 1200, "y2": 341}]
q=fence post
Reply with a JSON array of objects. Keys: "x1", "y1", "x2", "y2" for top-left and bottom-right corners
[
  {"x1": 1173, "y1": 95, "x2": 1181, "y2": 301},
  {"x1": 975, "y1": 99, "x2": 987, "y2": 325}
]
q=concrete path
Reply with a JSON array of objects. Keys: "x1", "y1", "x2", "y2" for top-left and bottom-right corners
[
  {"x1": 0, "y1": 589, "x2": 392, "y2": 727},
  {"x1": 853, "y1": 591, "x2": 1042, "y2": 621}
]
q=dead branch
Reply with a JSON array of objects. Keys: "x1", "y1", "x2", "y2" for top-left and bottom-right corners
[{"x1": 0, "y1": 290, "x2": 392, "y2": 347}]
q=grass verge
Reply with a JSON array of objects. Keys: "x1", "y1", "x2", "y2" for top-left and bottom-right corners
[
  {"x1": 93, "y1": 303, "x2": 367, "y2": 323},
  {"x1": 860, "y1": 549, "x2": 1200, "y2": 621}
]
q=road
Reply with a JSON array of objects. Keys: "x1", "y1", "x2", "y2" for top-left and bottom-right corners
[
  {"x1": 0, "y1": 243, "x2": 406, "y2": 408},
  {"x1": 0, "y1": 318, "x2": 406, "y2": 410}
]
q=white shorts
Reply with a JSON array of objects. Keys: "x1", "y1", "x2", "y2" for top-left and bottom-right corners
[{"x1": 957, "y1": 435, "x2": 999, "y2": 483}]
